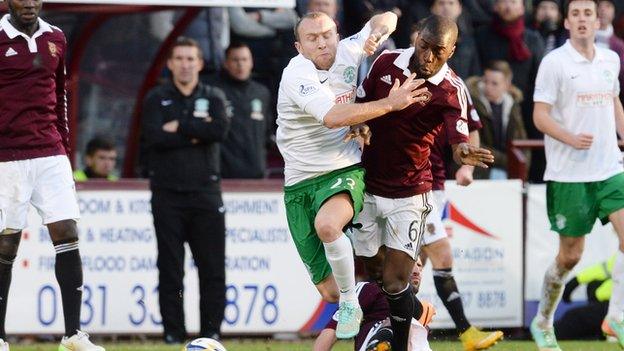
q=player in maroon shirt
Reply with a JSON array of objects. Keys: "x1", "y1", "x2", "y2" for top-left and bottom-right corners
[
  {"x1": 350, "y1": 16, "x2": 494, "y2": 351},
  {"x1": 0, "y1": 1, "x2": 103, "y2": 350}
]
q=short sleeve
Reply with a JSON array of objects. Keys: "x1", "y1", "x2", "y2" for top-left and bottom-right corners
[
  {"x1": 459, "y1": 78, "x2": 482, "y2": 131},
  {"x1": 533, "y1": 55, "x2": 559, "y2": 105},
  {"x1": 282, "y1": 60, "x2": 336, "y2": 123},
  {"x1": 443, "y1": 89, "x2": 470, "y2": 145}
]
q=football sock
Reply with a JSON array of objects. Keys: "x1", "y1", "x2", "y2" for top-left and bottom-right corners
[
  {"x1": 385, "y1": 283, "x2": 414, "y2": 351},
  {"x1": 433, "y1": 268, "x2": 471, "y2": 333},
  {"x1": 536, "y1": 261, "x2": 569, "y2": 328},
  {"x1": 323, "y1": 234, "x2": 358, "y2": 303},
  {"x1": 0, "y1": 232, "x2": 20, "y2": 340},
  {"x1": 54, "y1": 239, "x2": 83, "y2": 337},
  {"x1": 607, "y1": 250, "x2": 624, "y2": 321}
]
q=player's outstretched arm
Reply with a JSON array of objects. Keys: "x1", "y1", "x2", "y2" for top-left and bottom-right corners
[
  {"x1": 451, "y1": 142, "x2": 494, "y2": 168},
  {"x1": 364, "y1": 12, "x2": 398, "y2": 56},
  {"x1": 323, "y1": 74, "x2": 428, "y2": 128},
  {"x1": 534, "y1": 102, "x2": 593, "y2": 149}
]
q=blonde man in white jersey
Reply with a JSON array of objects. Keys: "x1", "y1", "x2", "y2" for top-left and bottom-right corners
[
  {"x1": 277, "y1": 11, "x2": 429, "y2": 338},
  {"x1": 531, "y1": 0, "x2": 624, "y2": 349}
]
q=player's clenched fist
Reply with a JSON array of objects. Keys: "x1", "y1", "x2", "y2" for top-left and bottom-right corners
[
  {"x1": 364, "y1": 26, "x2": 389, "y2": 56},
  {"x1": 386, "y1": 73, "x2": 428, "y2": 111}
]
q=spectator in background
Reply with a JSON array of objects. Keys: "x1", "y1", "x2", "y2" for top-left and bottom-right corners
[
  {"x1": 74, "y1": 137, "x2": 119, "y2": 181},
  {"x1": 141, "y1": 37, "x2": 231, "y2": 344},
  {"x1": 431, "y1": 0, "x2": 482, "y2": 78},
  {"x1": 533, "y1": 0, "x2": 567, "y2": 54},
  {"x1": 467, "y1": 60, "x2": 529, "y2": 179},
  {"x1": 597, "y1": 0, "x2": 624, "y2": 100},
  {"x1": 183, "y1": 8, "x2": 230, "y2": 73},
  {"x1": 207, "y1": 42, "x2": 273, "y2": 179},
  {"x1": 342, "y1": 0, "x2": 402, "y2": 37},
  {"x1": 475, "y1": 0, "x2": 545, "y2": 182}
]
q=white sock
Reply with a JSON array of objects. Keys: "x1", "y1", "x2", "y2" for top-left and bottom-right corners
[
  {"x1": 323, "y1": 234, "x2": 358, "y2": 304},
  {"x1": 607, "y1": 250, "x2": 624, "y2": 322},
  {"x1": 536, "y1": 261, "x2": 570, "y2": 329}
]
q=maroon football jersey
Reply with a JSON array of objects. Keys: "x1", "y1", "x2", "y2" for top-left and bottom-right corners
[
  {"x1": 357, "y1": 48, "x2": 470, "y2": 198},
  {"x1": 0, "y1": 15, "x2": 68, "y2": 162},
  {"x1": 430, "y1": 83, "x2": 482, "y2": 191}
]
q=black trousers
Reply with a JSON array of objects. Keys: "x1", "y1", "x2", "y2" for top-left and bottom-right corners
[{"x1": 151, "y1": 189, "x2": 226, "y2": 339}]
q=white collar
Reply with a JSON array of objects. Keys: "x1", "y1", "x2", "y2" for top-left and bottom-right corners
[
  {"x1": 0, "y1": 14, "x2": 53, "y2": 40},
  {"x1": 564, "y1": 39, "x2": 604, "y2": 63},
  {"x1": 392, "y1": 47, "x2": 449, "y2": 86}
]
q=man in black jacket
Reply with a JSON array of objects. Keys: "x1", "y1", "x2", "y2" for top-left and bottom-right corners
[
  {"x1": 208, "y1": 42, "x2": 272, "y2": 179},
  {"x1": 141, "y1": 37, "x2": 231, "y2": 344}
]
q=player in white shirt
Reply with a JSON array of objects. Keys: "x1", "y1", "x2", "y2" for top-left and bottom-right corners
[
  {"x1": 277, "y1": 11, "x2": 429, "y2": 338},
  {"x1": 531, "y1": 0, "x2": 624, "y2": 349}
]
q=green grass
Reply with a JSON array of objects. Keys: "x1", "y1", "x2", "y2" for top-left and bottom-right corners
[{"x1": 7, "y1": 340, "x2": 623, "y2": 351}]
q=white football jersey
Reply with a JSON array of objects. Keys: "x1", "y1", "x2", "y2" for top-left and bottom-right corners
[
  {"x1": 534, "y1": 40, "x2": 623, "y2": 182},
  {"x1": 276, "y1": 22, "x2": 373, "y2": 186}
]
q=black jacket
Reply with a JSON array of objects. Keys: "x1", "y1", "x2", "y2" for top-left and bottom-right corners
[
  {"x1": 141, "y1": 81, "x2": 231, "y2": 192},
  {"x1": 206, "y1": 72, "x2": 272, "y2": 179}
]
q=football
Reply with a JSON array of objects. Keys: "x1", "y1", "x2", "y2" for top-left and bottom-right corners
[{"x1": 182, "y1": 338, "x2": 227, "y2": 351}]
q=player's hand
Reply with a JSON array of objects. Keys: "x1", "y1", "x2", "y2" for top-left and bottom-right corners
[
  {"x1": 364, "y1": 26, "x2": 389, "y2": 56},
  {"x1": 456, "y1": 143, "x2": 494, "y2": 168},
  {"x1": 162, "y1": 120, "x2": 179, "y2": 133},
  {"x1": 455, "y1": 165, "x2": 474, "y2": 186},
  {"x1": 387, "y1": 73, "x2": 428, "y2": 111},
  {"x1": 567, "y1": 133, "x2": 593, "y2": 150},
  {"x1": 344, "y1": 123, "x2": 372, "y2": 146}
]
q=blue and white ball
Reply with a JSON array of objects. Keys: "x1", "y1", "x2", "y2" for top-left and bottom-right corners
[{"x1": 182, "y1": 338, "x2": 227, "y2": 351}]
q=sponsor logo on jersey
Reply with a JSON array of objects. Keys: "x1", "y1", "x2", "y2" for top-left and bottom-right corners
[
  {"x1": 5, "y1": 47, "x2": 17, "y2": 57},
  {"x1": 380, "y1": 74, "x2": 393, "y2": 85},
  {"x1": 335, "y1": 89, "x2": 355, "y2": 104},
  {"x1": 576, "y1": 92, "x2": 613, "y2": 108},
  {"x1": 299, "y1": 84, "x2": 318, "y2": 97}
]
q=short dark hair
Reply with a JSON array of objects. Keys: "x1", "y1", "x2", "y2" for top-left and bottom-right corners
[
  {"x1": 564, "y1": 0, "x2": 599, "y2": 16},
  {"x1": 86, "y1": 137, "x2": 115, "y2": 156},
  {"x1": 168, "y1": 36, "x2": 203, "y2": 60},
  {"x1": 484, "y1": 60, "x2": 513, "y2": 79},
  {"x1": 225, "y1": 42, "x2": 251, "y2": 58},
  {"x1": 294, "y1": 12, "x2": 333, "y2": 41},
  {"x1": 418, "y1": 15, "x2": 458, "y2": 45}
]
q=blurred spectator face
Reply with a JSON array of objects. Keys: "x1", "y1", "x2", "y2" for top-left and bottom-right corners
[
  {"x1": 431, "y1": 0, "x2": 463, "y2": 22},
  {"x1": 86, "y1": 149, "x2": 117, "y2": 178},
  {"x1": 411, "y1": 257, "x2": 424, "y2": 290},
  {"x1": 412, "y1": 28, "x2": 457, "y2": 78},
  {"x1": 307, "y1": 0, "x2": 338, "y2": 19},
  {"x1": 483, "y1": 69, "x2": 510, "y2": 103},
  {"x1": 295, "y1": 14, "x2": 339, "y2": 70},
  {"x1": 535, "y1": 1, "x2": 561, "y2": 26},
  {"x1": 598, "y1": 0, "x2": 615, "y2": 28},
  {"x1": 494, "y1": 0, "x2": 525, "y2": 22},
  {"x1": 224, "y1": 46, "x2": 253, "y2": 81},
  {"x1": 564, "y1": 0, "x2": 599, "y2": 40},
  {"x1": 167, "y1": 45, "x2": 203, "y2": 87}
]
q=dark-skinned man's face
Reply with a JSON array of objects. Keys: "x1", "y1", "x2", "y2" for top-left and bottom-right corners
[
  {"x1": 6, "y1": 0, "x2": 42, "y2": 29},
  {"x1": 410, "y1": 29, "x2": 456, "y2": 78}
]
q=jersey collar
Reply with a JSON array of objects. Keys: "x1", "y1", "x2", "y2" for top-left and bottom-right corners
[
  {"x1": 564, "y1": 39, "x2": 605, "y2": 63},
  {"x1": 0, "y1": 14, "x2": 53, "y2": 40},
  {"x1": 392, "y1": 46, "x2": 449, "y2": 86}
]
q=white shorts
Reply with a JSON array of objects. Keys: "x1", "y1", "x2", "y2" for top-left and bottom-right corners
[
  {"x1": 0, "y1": 155, "x2": 80, "y2": 232},
  {"x1": 350, "y1": 192, "x2": 433, "y2": 260},
  {"x1": 422, "y1": 190, "x2": 448, "y2": 246}
]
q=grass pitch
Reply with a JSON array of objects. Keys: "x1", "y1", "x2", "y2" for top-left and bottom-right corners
[{"x1": 8, "y1": 340, "x2": 622, "y2": 350}]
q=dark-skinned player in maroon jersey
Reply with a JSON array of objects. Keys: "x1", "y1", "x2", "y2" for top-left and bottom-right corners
[
  {"x1": 349, "y1": 15, "x2": 494, "y2": 351},
  {"x1": 0, "y1": 0, "x2": 104, "y2": 350}
]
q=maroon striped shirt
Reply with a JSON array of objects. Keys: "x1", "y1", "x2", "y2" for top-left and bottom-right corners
[{"x1": 0, "y1": 15, "x2": 68, "y2": 162}]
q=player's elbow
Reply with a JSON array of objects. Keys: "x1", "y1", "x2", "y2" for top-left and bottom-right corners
[{"x1": 322, "y1": 114, "x2": 345, "y2": 129}]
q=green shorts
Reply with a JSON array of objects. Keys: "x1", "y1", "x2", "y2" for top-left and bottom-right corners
[
  {"x1": 547, "y1": 173, "x2": 624, "y2": 236},
  {"x1": 284, "y1": 164, "x2": 365, "y2": 285}
]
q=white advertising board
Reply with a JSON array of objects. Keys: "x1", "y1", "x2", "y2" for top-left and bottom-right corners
[
  {"x1": 45, "y1": 0, "x2": 295, "y2": 8},
  {"x1": 8, "y1": 191, "x2": 321, "y2": 334},
  {"x1": 418, "y1": 180, "x2": 525, "y2": 328}
]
